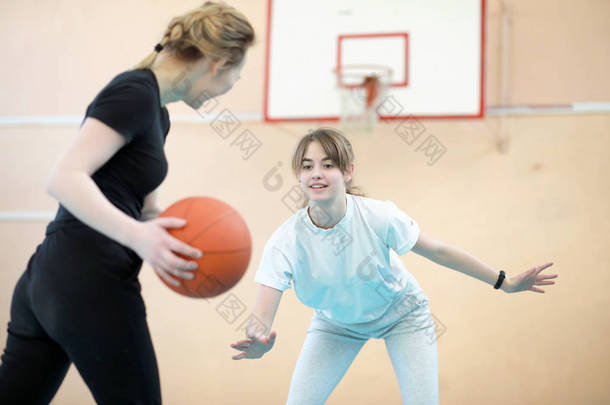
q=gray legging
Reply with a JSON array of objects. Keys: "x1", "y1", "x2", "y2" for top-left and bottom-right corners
[{"x1": 286, "y1": 293, "x2": 439, "y2": 405}]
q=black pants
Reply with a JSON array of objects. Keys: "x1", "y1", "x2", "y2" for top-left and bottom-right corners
[{"x1": 0, "y1": 222, "x2": 161, "y2": 404}]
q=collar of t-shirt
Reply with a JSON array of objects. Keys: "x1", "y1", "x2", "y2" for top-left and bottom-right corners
[{"x1": 301, "y1": 194, "x2": 354, "y2": 234}]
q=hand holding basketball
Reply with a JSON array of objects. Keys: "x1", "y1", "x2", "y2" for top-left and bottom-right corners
[
  {"x1": 129, "y1": 216, "x2": 203, "y2": 287},
  {"x1": 156, "y1": 197, "x2": 252, "y2": 298}
]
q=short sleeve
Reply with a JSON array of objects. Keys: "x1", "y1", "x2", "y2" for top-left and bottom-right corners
[
  {"x1": 254, "y1": 242, "x2": 293, "y2": 292},
  {"x1": 86, "y1": 80, "x2": 155, "y2": 143},
  {"x1": 384, "y1": 201, "x2": 420, "y2": 255}
]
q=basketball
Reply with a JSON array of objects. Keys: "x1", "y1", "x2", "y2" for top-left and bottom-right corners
[{"x1": 158, "y1": 196, "x2": 252, "y2": 298}]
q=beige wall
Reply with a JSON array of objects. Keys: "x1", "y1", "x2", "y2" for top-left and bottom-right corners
[
  {"x1": 1, "y1": 116, "x2": 609, "y2": 404},
  {"x1": 0, "y1": 0, "x2": 609, "y2": 117},
  {"x1": 485, "y1": 0, "x2": 610, "y2": 105},
  {"x1": 1, "y1": 0, "x2": 610, "y2": 404},
  {"x1": 0, "y1": 0, "x2": 267, "y2": 117}
]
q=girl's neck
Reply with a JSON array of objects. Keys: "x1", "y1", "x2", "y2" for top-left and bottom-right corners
[
  {"x1": 308, "y1": 194, "x2": 347, "y2": 229},
  {"x1": 149, "y1": 54, "x2": 204, "y2": 107}
]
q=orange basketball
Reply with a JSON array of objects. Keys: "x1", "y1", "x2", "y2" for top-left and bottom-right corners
[{"x1": 158, "y1": 196, "x2": 252, "y2": 298}]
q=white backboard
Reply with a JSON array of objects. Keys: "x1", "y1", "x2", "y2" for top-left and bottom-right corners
[{"x1": 264, "y1": 0, "x2": 485, "y2": 121}]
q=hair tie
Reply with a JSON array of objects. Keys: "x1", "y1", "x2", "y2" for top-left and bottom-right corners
[{"x1": 154, "y1": 43, "x2": 163, "y2": 53}]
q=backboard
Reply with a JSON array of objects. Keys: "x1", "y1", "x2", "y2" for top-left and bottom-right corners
[{"x1": 264, "y1": 0, "x2": 485, "y2": 121}]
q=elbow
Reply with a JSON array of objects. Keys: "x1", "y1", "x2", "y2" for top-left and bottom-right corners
[
  {"x1": 45, "y1": 168, "x2": 91, "y2": 203},
  {"x1": 45, "y1": 170, "x2": 66, "y2": 200},
  {"x1": 45, "y1": 173, "x2": 58, "y2": 198}
]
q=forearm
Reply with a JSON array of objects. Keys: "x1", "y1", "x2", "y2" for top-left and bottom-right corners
[
  {"x1": 434, "y1": 244, "x2": 506, "y2": 291},
  {"x1": 47, "y1": 170, "x2": 141, "y2": 248},
  {"x1": 246, "y1": 285, "x2": 282, "y2": 337}
]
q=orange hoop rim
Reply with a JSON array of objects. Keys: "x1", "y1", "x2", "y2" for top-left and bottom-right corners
[{"x1": 332, "y1": 64, "x2": 393, "y2": 88}]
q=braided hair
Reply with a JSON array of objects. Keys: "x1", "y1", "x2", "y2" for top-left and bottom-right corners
[{"x1": 134, "y1": 1, "x2": 255, "y2": 70}]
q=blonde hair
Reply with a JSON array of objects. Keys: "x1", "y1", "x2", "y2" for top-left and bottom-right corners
[
  {"x1": 292, "y1": 127, "x2": 366, "y2": 207},
  {"x1": 134, "y1": 1, "x2": 255, "y2": 70}
]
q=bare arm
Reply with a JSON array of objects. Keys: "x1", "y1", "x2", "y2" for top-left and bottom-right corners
[
  {"x1": 46, "y1": 117, "x2": 202, "y2": 284},
  {"x1": 46, "y1": 117, "x2": 141, "y2": 246},
  {"x1": 412, "y1": 232, "x2": 557, "y2": 293},
  {"x1": 246, "y1": 284, "x2": 283, "y2": 338}
]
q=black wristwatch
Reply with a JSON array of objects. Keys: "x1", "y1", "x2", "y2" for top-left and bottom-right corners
[{"x1": 493, "y1": 270, "x2": 506, "y2": 290}]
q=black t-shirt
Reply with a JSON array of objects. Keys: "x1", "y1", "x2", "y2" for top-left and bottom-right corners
[{"x1": 53, "y1": 69, "x2": 170, "y2": 225}]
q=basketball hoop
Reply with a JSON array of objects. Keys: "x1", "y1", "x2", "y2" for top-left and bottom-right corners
[{"x1": 332, "y1": 64, "x2": 392, "y2": 132}]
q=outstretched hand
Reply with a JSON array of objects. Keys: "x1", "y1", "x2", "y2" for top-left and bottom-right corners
[
  {"x1": 230, "y1": 332, "x2": 277, "y2": 360},
  {"x1": 503, "y1": 262, "x2": 557, "y2": 293}
]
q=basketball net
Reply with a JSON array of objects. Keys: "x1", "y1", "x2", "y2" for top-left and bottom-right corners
[{"x1": 334, "y1": 65, "x2": 391, "y2": 133}]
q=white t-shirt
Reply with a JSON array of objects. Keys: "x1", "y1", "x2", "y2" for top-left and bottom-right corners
[{"x1": 255, "y1": 193, "x2": 427, "y2": 324}]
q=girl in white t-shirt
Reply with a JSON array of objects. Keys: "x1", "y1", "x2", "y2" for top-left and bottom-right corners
[{"x1": 231, "y1": 127, "x2": 557, "y2": 405}]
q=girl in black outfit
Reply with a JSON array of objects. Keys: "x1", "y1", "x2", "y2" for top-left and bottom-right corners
[{"x1": 0, "y1": 2, "x2": 254, "y2": 404}]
